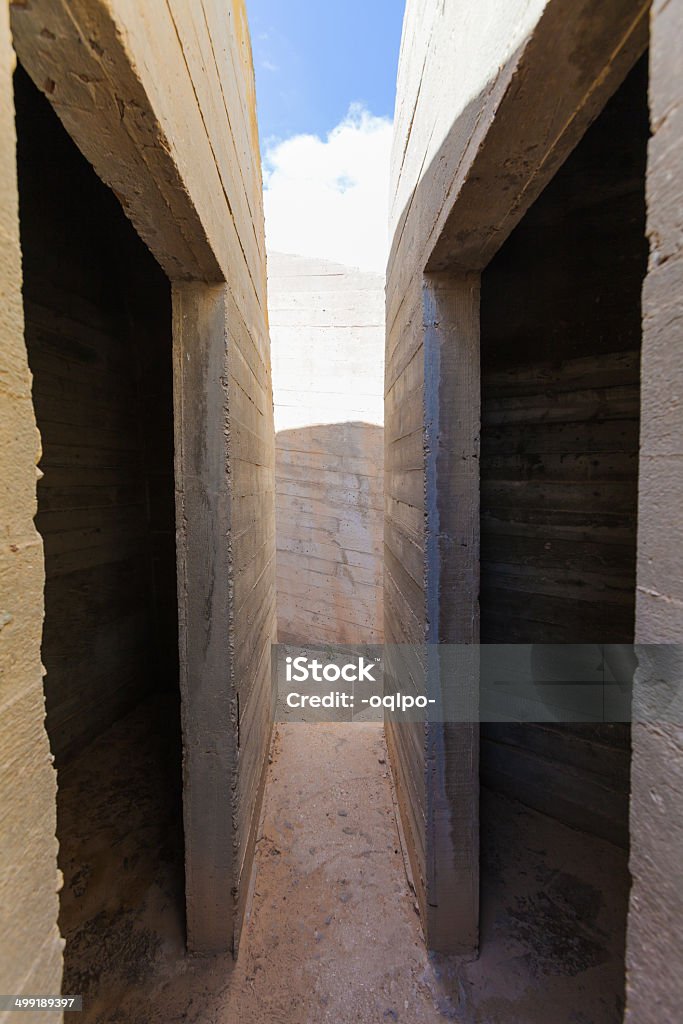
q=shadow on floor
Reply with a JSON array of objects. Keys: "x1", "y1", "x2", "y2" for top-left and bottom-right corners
[
  {"x1": 438, "y1": 789, "x2": 630, "y2": 1023},
  {"x1": 58, "y1": 711, "x2": 628, "y2": 1023},
  {"x1": 57, "y1": 695, "x2": 186, "y2": 1018}
]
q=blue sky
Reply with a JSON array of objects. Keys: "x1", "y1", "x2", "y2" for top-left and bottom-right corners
[{"x1": 246, "y1": 0, "x2": 405, "y2": 145}]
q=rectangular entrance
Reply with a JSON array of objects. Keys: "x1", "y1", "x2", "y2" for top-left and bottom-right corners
[
  {"x1": 479, "y1": 53, "x2": 649, "y2": 1016},
  {"x1": 15, "y1": 64, "x2": 183, "y2": 1010}
]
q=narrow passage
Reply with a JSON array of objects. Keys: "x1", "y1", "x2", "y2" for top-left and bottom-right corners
[{"x1": 62, "y1": 721, "x2": 454, "y2": 1023}]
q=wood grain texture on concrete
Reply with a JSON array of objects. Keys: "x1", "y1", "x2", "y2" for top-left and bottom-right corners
[
  {"x1": 390, "y1": 0, "x2": 649, "y2": 313},
  {"x1": 386, "y1": 0, "x2": 650, "y2": 955},
  {"x1": 479, "y1": 56, "x2": 648, "y2": 852},
  {"x1": 17, "y1": 68, "x2": 178, "y2": 765},
  {"x1": 269, "y1": 253, "x2": 384, "y2": 644},
  {"x1": 422, "y1": 275, "x2": 480, "y2": 953},
  {"x1": 9, "y1": 0, "x2": 275, "y2": 957}
]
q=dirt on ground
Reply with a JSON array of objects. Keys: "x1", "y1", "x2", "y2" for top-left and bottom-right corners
[
  {"x1": 58, "y1": 703, "x2": 629, "y2": 1024},
  {"x1": 59, "y1": 710, "x2": 458, "y2": 1023}
]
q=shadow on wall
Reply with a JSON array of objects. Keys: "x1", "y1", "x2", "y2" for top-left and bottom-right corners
[{"x1": 275, "y1": 421, "x2": 383, "y2": 646}]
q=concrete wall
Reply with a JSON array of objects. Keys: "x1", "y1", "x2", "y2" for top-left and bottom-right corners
[
  {"x1": 17, "y1": 67, "x2": 178, "y2": 765},
  {"x1": 390, "y1": 0, "x2": 545, "y2": 277},
  {"x1": 0, "y1": 7, "x2": 63, "y2": 1018},
  {"x1": 479, "y1": 56, "x2": 648, "y2": 850},
  {"x1": 389, "y1": 0, "x2": 683, "y2": 1007},
  {"x1": 269, "y1": 253, "x2": 384, "y2": 644},
  {"x1": 386, "y1": 0, "x2": 650, "y2": 953},
  {"x1": 386, "y1": 0, "x2": 552, "y2": 952},
  {"x1": 627, "y1": 0, "x2": 683, "y2": 1019},
  {"x1": 2, "y1": 0, "x2": 274, "y2": 990}
]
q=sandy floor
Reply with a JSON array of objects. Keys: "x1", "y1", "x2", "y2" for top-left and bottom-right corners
[
  {"x1": 59, "y1": 707, "x2": 456, "y2": 1023},
  {"x1": 57, "y1": 702, "x2": 629, "y2": 1023}
]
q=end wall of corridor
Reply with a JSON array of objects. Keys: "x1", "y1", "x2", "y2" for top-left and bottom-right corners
[{"x1": 269, "y1": 252, "x2": 384, "y2": 645}]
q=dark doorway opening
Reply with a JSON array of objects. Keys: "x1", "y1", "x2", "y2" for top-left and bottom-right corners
[
  {"x1": 14, "y1": 65, "x2": 184, "y2": 1010},
  {"x1": 479, "y1": 53, "x2": 649, "y2": 1017}
]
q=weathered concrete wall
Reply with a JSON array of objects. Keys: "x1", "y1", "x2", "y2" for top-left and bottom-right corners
[
  {"x1": 386, "y1": 0, "x2": 650, "y2": 952},
  {"x1": 16, "y1": 67, "x2": 177, "y2": 765},
  {"x1": 626, "y1": 0, "x2": 683, "y2": 1019},
  {"x1": 389, "y1": 0, "x2": 647, "y2": 282},
  {"x1": 269, "y1": 253, "x2": 384, "y2": 644},
  {"x1": 479, "y1": 56, "x2": 648, "y2": 850},
  {"x1": 386, "y1": 0, "x2": 552, "y2": 953},
  {"x1": 6, "y1": 0, "x2": 275, "y2": 965},
  {"x1": 390, "y1": 0, "x2": 544, "y2": 274},
  {"x1": 0, "y1": 6, "x2": 62, "y2": 1019},
  {"x1": 387, "y1": 1, "x2": 554, "y2": 946}
]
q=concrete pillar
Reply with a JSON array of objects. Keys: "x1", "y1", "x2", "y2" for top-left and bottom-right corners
[
  {"x1": 173, "y1": 280, "x2": 276, "y2": 955},
  {"x1": 385, "y1": 271, "x2": 480, "y2": 954},
  {"x1": 172, "y1": 283, "x2": 237, "y2": 953},
  {"x1": 423, "y1": 273, "x2": 480, "y2": 953}
]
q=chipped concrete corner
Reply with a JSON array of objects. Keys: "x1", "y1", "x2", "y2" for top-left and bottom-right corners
[{"x1": 0, "y1": 3, "x2": 63, "y2": 1017}]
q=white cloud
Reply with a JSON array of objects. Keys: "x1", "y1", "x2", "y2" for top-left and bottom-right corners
[{"x1": 262, "y1": 104, "x2": 392, "y2": 274}]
